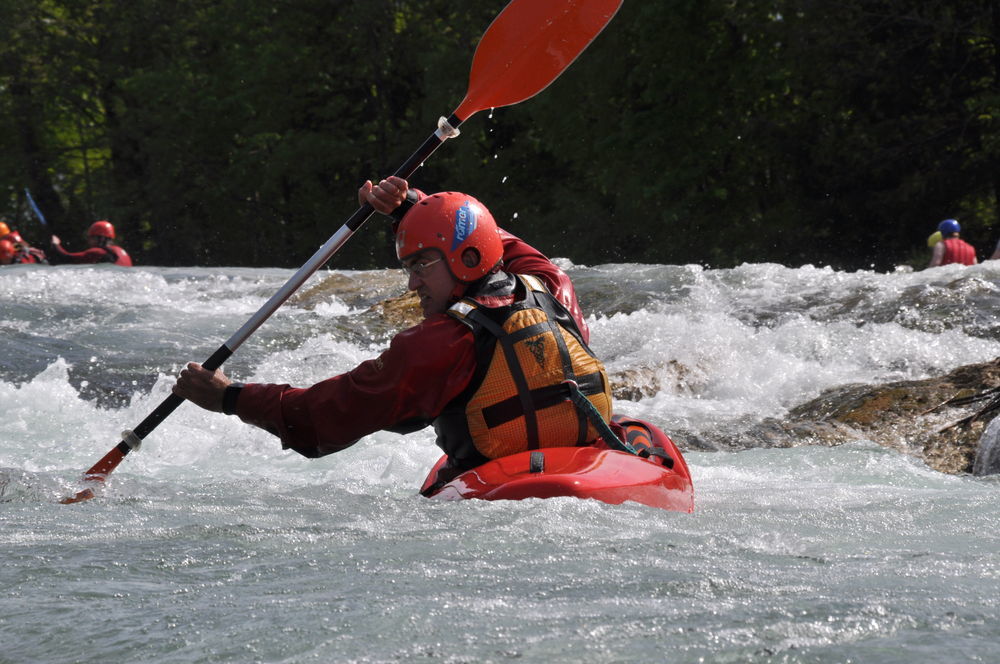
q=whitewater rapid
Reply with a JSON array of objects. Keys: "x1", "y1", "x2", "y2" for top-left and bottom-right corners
[{"x1": 2, "y1": 260, "x2": 999, "y2": 662}]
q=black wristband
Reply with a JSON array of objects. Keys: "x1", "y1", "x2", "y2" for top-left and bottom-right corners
[
  {"x1": 389, "y1": 189, "x2": 420, "y2": 224},
  {"x1": 222, "y1": 383, "x2": 245, "y2": 415}
]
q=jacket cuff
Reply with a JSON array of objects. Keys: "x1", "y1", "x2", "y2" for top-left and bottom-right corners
[
  {"x1": 222, "y1": 383, "x2": 245, "y2": 415},
  {"x1": 389, "y1": 188, "x2": 421, "y2": 229}
]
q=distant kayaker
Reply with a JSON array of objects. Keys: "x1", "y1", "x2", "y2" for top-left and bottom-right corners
[
  {"x1": 0, "y1": 230, "x2": 48, "y2": 264},
  {"x1": 0, "y1": 239, "x2": 16, "y2": 265},
  {"x1": 49, "y1": 220, "x2": 133, "y2": 266},
  {"x1": 928, "y1": 219, "x2": 976, "y2": 268},
  {"x1": 175, "y1": 177, "x2": 638, "y2": 489}
]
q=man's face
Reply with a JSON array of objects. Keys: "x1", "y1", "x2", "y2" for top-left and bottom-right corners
[{"x1": 401, "y1": 250, "x2": 460, "y2": 317}]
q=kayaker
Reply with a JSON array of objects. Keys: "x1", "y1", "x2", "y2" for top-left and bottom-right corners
[
  {"x1": 0, "y1": 239, "x2": 16, "y2": 265},
  {"x1": 928, "y1": 219, "x2": 976, "y2": 267},
  {"x1": 49, "y1": 220, "x2": 133, "y2": 266},
  {"x1": 174, "y1": 177, "x2": 625, "y2": 487},
  {"x1": 1, "y1": 230, "x2": 48, "y2": 264}
]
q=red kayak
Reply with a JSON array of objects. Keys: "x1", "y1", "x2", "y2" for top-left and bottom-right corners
[{"x1": 420, "y1": 418, "x2": 694, "y2": 512}]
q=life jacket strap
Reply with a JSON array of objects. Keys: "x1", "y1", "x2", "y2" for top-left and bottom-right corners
[
  {"x1": 481, "y1": 372, "x2": 605, "y2": 429},
  {"x1": 562, "y1": 380, "x2": 638, "y2": 455}
]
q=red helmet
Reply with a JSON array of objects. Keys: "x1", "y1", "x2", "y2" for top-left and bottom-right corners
[
  {"x1": 88, "y1": 220, "x2": 115, "y2": 239},
  {"x1": 395, "y1": 192, "x2": 503, "y2": 282},
  {"x1": 0, "y1": 239, "x2": 15, "y2": 261},
  {"x1": 5, "y1": 231, "x2": 24, "y2": 245}
]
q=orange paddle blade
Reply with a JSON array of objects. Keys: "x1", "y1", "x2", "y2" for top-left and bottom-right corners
[
  {"x1": 60, "y1": 487, "x2": 96, "y2": 504},
  {"x1": 81, "y1": 445, "x2": 128, "y2": 479},
  {"x1": 454, "y1": 0, "x2": 623, "y2": 120},
  {"x1": 59, "y1": 446, "x2": 126, "y2": 504}
]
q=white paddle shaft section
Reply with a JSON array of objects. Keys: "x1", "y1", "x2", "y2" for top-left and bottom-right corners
[{"x1": 223, "y1": 221, "x2": 360, "y2": 352}]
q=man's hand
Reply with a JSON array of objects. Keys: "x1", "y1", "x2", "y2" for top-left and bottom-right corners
[
  {"x1": 173, "y1": 362, "x2": 232, "y2": 413},
  {"x1": 50, "y1": 235, "x2": 61, "y2": 246},
  {"x1": 359, "y1": 176, "x2": 408, "y2": 214}
]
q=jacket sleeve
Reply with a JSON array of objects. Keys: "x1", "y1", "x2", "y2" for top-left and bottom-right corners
[
  {"x1": 233, "y1": 316, "x2": 478, "y2": 458},
  {"x1": 51, "y1": 244, "x2": 107, "y2": 264}
]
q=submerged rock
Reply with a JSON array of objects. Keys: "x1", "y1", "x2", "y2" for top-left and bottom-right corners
[
  {"x1": 288, "y1": 271, "x2": 408, "y2": 311},
  {"x1": 608, "y1": 360, "x2": 702, "y2": 401},
  {"x1": 373, "y1": 291, "x2": 423, "y2": 330}
]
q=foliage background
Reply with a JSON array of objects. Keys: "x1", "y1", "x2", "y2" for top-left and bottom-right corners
[{"x1": 2, "y1": 0, "x2": 998, "y2": 270}]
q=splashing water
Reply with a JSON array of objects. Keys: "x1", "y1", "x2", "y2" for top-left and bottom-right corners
[{"x1": 2, "y1": 261, "x2": 999, "y2": 662}]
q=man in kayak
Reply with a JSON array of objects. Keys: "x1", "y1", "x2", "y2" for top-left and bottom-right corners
[
  {"x1": 928, "y1": 219, "x2": 977, "y2": 267},
  {"x1": 49, "y1": 220, "x2": 133, "y2": 266},
  {"x1": 174, "y1": 177, "x2": 625, "y2": 486}
]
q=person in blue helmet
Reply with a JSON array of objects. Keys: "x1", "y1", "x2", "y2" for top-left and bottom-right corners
[{"x1": 928, "y1": 219, "x2": 977, "y2": 267}]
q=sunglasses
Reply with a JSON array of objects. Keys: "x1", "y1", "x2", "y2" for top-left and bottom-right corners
[{"x1": 401, "y1": 256, "x2": 443, "y2": 277}]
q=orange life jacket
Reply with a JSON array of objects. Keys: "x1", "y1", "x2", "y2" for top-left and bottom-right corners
[{"x1": 434, "y1": 274, "x2": 612, "y2": 465}]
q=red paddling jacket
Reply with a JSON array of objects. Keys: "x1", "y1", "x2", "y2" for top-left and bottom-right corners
[{"x1": 232, "y1": 231, "x2": 593, "y2": 465}]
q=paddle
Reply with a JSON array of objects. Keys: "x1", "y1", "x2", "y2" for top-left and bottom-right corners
[
  {"x1": 23, "y1": 188, "x2": 49, "y2": 228},
  {"x1": 60, "y1": 0, "x2": 624, "y2": 504}
]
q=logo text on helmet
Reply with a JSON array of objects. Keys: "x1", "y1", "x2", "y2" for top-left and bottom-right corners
[{"x1": 452, "y1": 201, "x2": 478, "y2": 251}]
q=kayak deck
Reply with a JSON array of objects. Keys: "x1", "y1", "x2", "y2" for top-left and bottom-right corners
[{"x1": 421, "y1": 445, "x2": 694, "y2": 512}]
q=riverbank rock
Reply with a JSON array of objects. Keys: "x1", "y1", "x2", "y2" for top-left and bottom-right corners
[{"x1": 714, "y1": 358, "x2": 1000, "y2": 475}]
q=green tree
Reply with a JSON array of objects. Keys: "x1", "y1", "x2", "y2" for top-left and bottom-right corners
[{"x1": 2, "y1": 1, "x2": 997, "y2": 270}]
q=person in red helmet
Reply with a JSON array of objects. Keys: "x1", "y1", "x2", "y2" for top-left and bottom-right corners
[
  {"x1": 50, "y1": 220, "x2": 132, "y2": 266},
  {"x1": 1, "y1": 230, "x2": 48, "y2": 264},
  {"x1": 174, "y1": 176, "x2": 632, "y2": 487},
  {"x1": 0, "y1": 239, "x2": 16, "y2": 265}
]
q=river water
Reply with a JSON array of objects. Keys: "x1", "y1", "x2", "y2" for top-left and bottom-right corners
[{"x1": 2, "y1": 260, "x2": 999, "y2": 663}]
